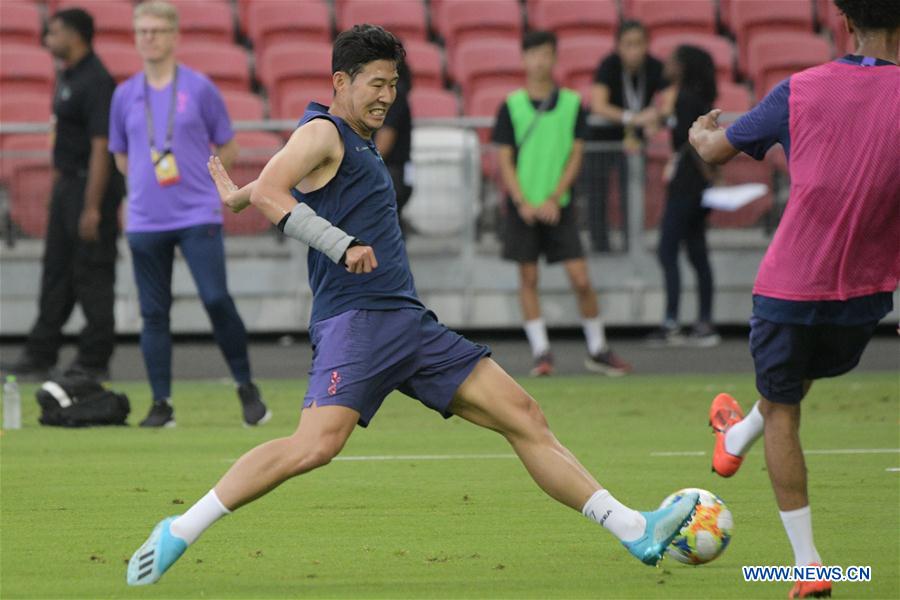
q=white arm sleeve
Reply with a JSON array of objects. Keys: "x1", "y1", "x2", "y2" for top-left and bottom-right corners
[{"x1": 281, "y1": 202, "x2": 355, "y2": 264}]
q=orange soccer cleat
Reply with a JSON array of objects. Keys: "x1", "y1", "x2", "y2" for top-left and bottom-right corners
[
  {"x1": 788, "y1": 565, "x2": 832, "y2": 598},
  {"x1": 708, "y1": 393, "x2": 745, "y2": 477}
]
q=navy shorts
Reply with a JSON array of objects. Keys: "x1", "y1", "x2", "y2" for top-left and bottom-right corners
[
  {"x1": 303, "y1": 308, "x2": 491, "y2": 426},
  {"x1": 749, "y1": 316, "x2": 879, "y2": 405}
]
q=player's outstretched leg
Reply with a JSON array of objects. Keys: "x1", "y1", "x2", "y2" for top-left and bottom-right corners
[
  {"x1": 450, "y1": 358, "x2": 698, "y2": 566},
  {"x1": 126, "y1": 405, "x2": 359, "y2": 585}
]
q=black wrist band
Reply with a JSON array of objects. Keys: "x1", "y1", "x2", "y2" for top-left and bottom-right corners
[
  {"x1": 339, "y1": 238, "x2": 367, "y2": 267},
  {"x1": 276, "y1": 213, "x2": 290, "y2": 232}
]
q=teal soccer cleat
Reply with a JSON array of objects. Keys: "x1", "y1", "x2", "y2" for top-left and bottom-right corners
[
  {"x1": 623, "y1": 492, "x2": 700, "y2": 566},
  {"x1": 126, "y1": 517, "x2": 188, "y2": 586}
]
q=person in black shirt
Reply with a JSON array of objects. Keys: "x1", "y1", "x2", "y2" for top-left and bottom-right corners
[
  {"x1": 375, "y1": 60, "x2": 414, "y2": 234},
  {"x1": 647, "y1": 45, "x2": 720, "y2": 348},
  {"x1": 588, "y1": 21, "x2": 668, "y2": 252},
  {"x1": 2, "y1": 8, "x2": 124, "y2": 380}
]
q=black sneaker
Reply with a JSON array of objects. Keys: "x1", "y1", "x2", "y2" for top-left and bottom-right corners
[
  {"x1": 584, "y1": 349, "x2": 633, "y2": 376},
  {"x1": 0, "y1": 355, "x2": 53, "y2": 381},
  {"x1": 645, "y1": 324, "x2": 685, "y2": 347},
  {"x1": 238, "y1": 382, "x2": 271, "y2": 426},
  {"x1": 140, "y1": 402, "x2": 175, "y2": 428},
  {"x1": 685, "y1": 322, "x2": 721, "y2": 348}
]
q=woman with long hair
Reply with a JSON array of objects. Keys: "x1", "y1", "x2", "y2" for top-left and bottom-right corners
[{"x1": 647, "y1": 45, "x2": 721, "y2": 347}]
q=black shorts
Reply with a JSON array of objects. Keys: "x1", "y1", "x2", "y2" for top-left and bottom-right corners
[
  {"x1": 502, "y1": 198, "x2": 584, "y2": 264},
  {"x1": 749, "y1": 316, "x2": 879, "y2": 405}
]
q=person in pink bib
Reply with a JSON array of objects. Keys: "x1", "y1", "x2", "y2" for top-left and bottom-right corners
[{"x1": 689, "y1": 1, "x2": 899, "y2": 597}]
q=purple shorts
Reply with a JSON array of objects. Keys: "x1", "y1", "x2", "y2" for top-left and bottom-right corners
[{"x1": 303, "y1": 308, "x2": 491, "y2": 426}]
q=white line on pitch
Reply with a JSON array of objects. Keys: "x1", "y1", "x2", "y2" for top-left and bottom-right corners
[
  {"x1": 651, "y1": 448, "x2": 900, "y2": 457},
  {"x1": 222, "y1": 453, "x2": 517, "y2": 463},
  {"x1": 886, "y1": 468, "x2": 900, "y2": 472}
]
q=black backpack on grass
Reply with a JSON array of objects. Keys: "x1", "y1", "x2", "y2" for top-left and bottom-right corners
[{"x1": 36, "y1": 375, "x2": 130, "y2": 427}]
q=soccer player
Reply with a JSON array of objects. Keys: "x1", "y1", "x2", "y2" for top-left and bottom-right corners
[
  {"x1": 689, "y1": 2, "x2": 899, "y2": 597},
  {"x1": 126, "y1": 25, "x2": 699, "y2": 586}
]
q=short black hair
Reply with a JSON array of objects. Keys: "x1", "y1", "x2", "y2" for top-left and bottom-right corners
[
  {"x1": 522, "y1": 30, "x2": 557, "y2": 52},
  {"x1": 616, "y1": 20, "x2": 647, "y2": 41},
  {"x1": 51, "y1": 8, "x2": 94, "y2": 45},
  {"x1": 332, "y1": 24, "x2": 405, "y2": 80},
  {"x1": 674, "y1": 45, "x2": 717, "y2": 105},
  {"x1": 834, "y1": 0, "x2": 900, "y2": 30}
]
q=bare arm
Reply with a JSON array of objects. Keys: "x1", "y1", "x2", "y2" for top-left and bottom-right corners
[
  {"x1": 79, "y1": 137, "x2": 112, "y2": 241},
  {"x1": 689, "y1": 109, "x2": 740, "y2": 165},
  {"x1": 591, "y1": 83, "x2": 657, "y2": 127},
  {"x1": 552, "y1": 140, "x2": 584, "y2": 199},
  {"x1": 374, "y1": 126, "x2": 397, "y2": 158},
  {"x1": 215, "y1": 137, "x2": 239, "y2": 170},
  {"x1": 114, "y1": 153, "x2": 128, "y2": 176}
]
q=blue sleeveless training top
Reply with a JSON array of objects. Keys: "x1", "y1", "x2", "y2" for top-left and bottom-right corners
[{"x1": 291, "y1": 102, "x2": 422, "y2": 323}]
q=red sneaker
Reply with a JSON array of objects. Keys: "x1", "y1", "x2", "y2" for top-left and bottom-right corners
[
  {"x1": 709, "y1": 393, "x2": 745, "y2": 477},
  {"x1": 529, "y1": 352, "x2": 554, "y2": 377},
  {"x1": 789, "y1": 565, "x2": 832, "y2": 598}
]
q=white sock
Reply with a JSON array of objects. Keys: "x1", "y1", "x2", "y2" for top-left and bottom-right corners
[
  {"x1": 724, "y1": 400, "x2": 765, "y2": 456},
  {"x1": 170, "y1": 490, "x2": 231, "y2": 545},
  {"x1": 523, "y1": 318, "x2": 550, "y2": 357},
  {"x1": 581, "y1": 317, "x2": 608, "y2": 355},
  {"x1": 779, "y1": 506, "x2": 822, "y2": 566},
  {"x1": 582, "y1": 489, "x2": 646, "y2": 543}
]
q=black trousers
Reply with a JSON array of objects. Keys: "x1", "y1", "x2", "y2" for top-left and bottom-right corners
[
  {"x1": 584, "y1": 150, "x2": 628, "y2": 252},
  {"x1": 24, "y1": 173, "x2": 120, "y2": 369},
  {"x1": 657, "y1": 193, "x2": 713, "y2": 324}
]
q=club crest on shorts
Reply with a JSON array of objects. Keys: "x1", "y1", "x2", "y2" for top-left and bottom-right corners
[{"x1": 328, "y1": 371, "x2": 342, "y2": 396}]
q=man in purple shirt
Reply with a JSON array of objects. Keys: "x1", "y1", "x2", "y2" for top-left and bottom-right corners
[{"x1": 109, "y1": 0, "x2": 267, "y2": 427}]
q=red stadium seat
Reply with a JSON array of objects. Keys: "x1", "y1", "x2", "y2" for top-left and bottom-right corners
[
  {"x1": 710, "y1": 154, "x2": 775, "y2": 228},
  {"x1": 554, "y1": 35, "x2": 614, "y2": 92},
  {"x1": 409, "y1": 88, "x2": 459, "y2": 118},
  {"x1": 0, "y1": 2, "x2": 43, "y2": 46},
  {"x1": 628, "y1": 0, "x2": 716, "y2": 39},
  {"x1": 715, "y1": 81, "x2": 752, "y2": 112},
  {"x1": 221, "y1": 90, "x2": 265, "y2": 121},
  {"x1": 246, "y1": 1, "x2": 330, "y2": 58},
  {"x1": 731, "y1": 0, "x2": 814, "y2": 75},
  {"x1": 2, "y1": 135, "x2": 53, "y2": 237},
  {"x1": 170, "y1": 0, "x2": 235, "y2": 45},
  {"x1": 403, "y1": 40, "x2": 444, "y2": 90},
  {"x1": 94, "y1": 41, "x2": 142, "y2": 83},
  {"x1": 528, "y1": 0, "x2": 617, "y2": 40},
  {"x1": 747, "y1": 32, "x2": 830, "y2": 96},
  {"x1": 0, "y1": 93, "x2": 51, "y2": 125},
  {"x1": 339, "y1": 0, "x2": 427, "y2": 42},
  {"x1": 439, "y1": 0, "x2": 522, "y2": 49},
  {"x1": 450, "y1": 38, "x2": 523, "y2": 95},
  {"x1": 176, "y1": 42, "x2": 250, "y2": 92},
  {"x1": 465, "y1": 83, "x2": 515, "y2": 117},
  {"x1": 0, "y1": 43, "x2": 54, "y2": 96},
  {"x1": 277, "y1": 86, "x2": 335, "y2": 119},
  {"x1": 257, "y1": 42, "x2": 333, "y2": 118},
  {"x1": 226, "y1": 130, "x2": 282, "y2": 234},
  {"x1": 650, "y1": 33, "x2": 735, "y2": 82},
  {"x1": 58, "y1": 0, "x2": 134, "y2": 45}
]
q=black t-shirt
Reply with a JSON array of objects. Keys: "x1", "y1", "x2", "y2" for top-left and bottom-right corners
[
  {"x1": 491, "y1": 88, "x2": 589, "y2": 164},
  {"x1": 668, "y1": 89, "x2": 713, "y2": 199},
  {"x1": 52, "y1": 52, "x2": 117, "y2": 174},
  {"x1": 591, "y1": 52, "x2": 667, "y2": 141}
]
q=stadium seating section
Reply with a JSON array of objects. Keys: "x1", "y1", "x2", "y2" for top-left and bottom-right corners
[{"x1": 0, "y1": 0, "x2": 852, "y2": 234}]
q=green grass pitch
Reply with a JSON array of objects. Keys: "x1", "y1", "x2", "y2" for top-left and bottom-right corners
[{"x1": 2, "y1": 373, "x2": 898, "y2": 599}]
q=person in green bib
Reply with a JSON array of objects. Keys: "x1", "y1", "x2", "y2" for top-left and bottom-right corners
[{"x1": 492, "y1": 31, "x2": 631, "y2": 377}]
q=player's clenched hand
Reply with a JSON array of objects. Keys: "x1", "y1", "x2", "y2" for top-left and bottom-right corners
[
  {"x1": 344, "y1": 245, "x2": 378, "y2": 274},
  {"x1": 207, "y1": 156, "x2": 249, "y2": 213},
  {"x1": 689, "y1": 109, "x2": 723, "y2": 145}
]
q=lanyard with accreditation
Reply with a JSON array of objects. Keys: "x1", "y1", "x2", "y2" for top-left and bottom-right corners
[{"x1": 144, "y1": 66, "x2": 181, "y2": 186}]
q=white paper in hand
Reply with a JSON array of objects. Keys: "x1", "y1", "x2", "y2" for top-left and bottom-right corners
[{"x1": 701, "y1": 183, "x2": 768, "y2": 211}]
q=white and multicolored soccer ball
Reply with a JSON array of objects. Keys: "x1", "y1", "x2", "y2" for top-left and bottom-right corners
[{"x1": 659, "y1": 488, "x2": 733, "y2": 565}]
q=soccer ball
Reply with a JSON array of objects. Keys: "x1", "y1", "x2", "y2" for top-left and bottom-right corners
[{"x1": 659, "y1": 488, "x2": 733, "y2": 565}]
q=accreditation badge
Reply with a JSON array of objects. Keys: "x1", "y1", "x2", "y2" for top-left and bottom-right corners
[{"x1": 151, "y1": 149, "x2": 181, "y2": 186}]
